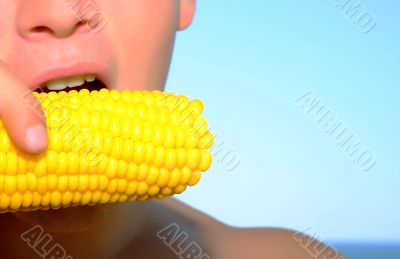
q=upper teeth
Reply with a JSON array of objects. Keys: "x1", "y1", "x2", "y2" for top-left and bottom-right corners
[{"x1": 46, "y1": 74, "x2": 96, "y2": 91}]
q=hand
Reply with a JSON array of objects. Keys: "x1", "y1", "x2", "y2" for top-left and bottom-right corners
[{"x1": 0, "y1": 61, "x2": 48, "y2": 154}]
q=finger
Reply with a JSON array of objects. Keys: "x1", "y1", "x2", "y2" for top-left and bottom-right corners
[{"x1": 0, "y1": 61, "x2": 48, "y2": 154}]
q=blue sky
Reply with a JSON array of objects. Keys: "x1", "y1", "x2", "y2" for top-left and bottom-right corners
[{"x1": 166, "y1": 1, "x2": 400, "y2": 242}]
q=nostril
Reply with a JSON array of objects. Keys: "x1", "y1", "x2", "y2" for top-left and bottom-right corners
[
  {"x1": 28, "y1": 20, "x2": 85, "y2": 38},
  {"x1": 31, "y1": 26, "x2": 52, "y2": 34},
  {"x1": 77, "y1": 20, "x2": 87, "y2": 27},
  {"x1": 76, "y1": 20, "x2": 89, "y2": 31},
  {"x1": 20, "y1": 14, "x2": 88, "y2": 39}
]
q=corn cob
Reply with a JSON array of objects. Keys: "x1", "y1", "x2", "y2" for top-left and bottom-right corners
[{"x1": 0, "y1": 89, "x2": 214, "y2": 212}]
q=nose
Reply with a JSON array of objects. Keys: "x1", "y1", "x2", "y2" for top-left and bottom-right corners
[{"x1": 16, "y1": 0, "x2": 86, "y2": 39}]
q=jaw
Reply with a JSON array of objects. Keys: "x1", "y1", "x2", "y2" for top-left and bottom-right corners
[{"x1": 13, "y1": 204, "x2": 118, "y2": 233}]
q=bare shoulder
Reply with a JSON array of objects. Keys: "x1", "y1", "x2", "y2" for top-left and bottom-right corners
[
  {"x1": 206, "y1": 226, "x2": 347, "y2": 259},
  {"x1": 160, "y1": 199, "x2": 345, "y2": 259}
]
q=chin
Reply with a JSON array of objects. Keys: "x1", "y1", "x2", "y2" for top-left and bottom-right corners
[{"x1": 13, "y1": 203, "x2": 118, "y2": 234}]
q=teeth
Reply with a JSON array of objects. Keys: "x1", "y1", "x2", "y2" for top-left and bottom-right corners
[
  {"x1": 47, "y1": 79, "x2": 68, "y2": 91},
  {"x1": 84, "y1": 75, "x2": 95, "y2": 82},
  {"x1": 45, "y1": 74, "x2": 96, "y2": 91},
  {"x1": 68, "y1": 76, "x2": 85, "y2": 87}
]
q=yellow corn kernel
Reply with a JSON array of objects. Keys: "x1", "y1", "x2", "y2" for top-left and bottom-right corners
[
  {"x1": 68, "y1": 175, "x2": 79, "y2": 191},
  {"x1": 92, "y1": 191, "x2": 102, "y2": 203},
  {"x1": 127, "y1": 181, "x2": 138, "y2": 195},
  {"x1": 48, "y1": 174, "x2": 58, "y2": 191},
  {"x1": 199, "y1": 131, "x2": 214, "y2": 149},
  {"x1": 72, "y1": 192, "x2": 82, "y2": 204},
  {"x1": 153, "y1": 146, "x2": 166, "y2": 168},
  {"x1": 174, "y1": 185, "x2": 187, "y2": 195},
  {"x1": 50, "y1": 192, "x2": 62, "y2": 207},
  {"x1": 168, "y1": 169, "x2": 181, "y2": 188},
  {"x1": 148, "y1": 186, "x2": 160, "y2": 196},
  {"x1": 0, "y1": 154, "x2": 6, "y2": 174},
  {"x1": 98, "y1": 175, "x2": 109, "y2": 191},
  {"x1": 105, "y1": 158, "x2": 119, "y2": 178},
  {"x1": 81, "y1": 191, "x2": 92, "y2": 205},
  {"x1": 111, "y1": 137, "x2": 124, "y2": 159},
  {"x1": 22, "y1": 192, "x2": 33, "y2": 208},
  {"x1": 27, "y1": 173, "x2": 37, "y2": 192},
  {"x1": 0, "y1": 89, "x2": 213, "y2": 212},
  {"x1": 186, "y1": 149, "x2": 200, "y2": 170},
  {"x1": 199, "y1": 150, "x2": 213, "y2": 171},
  {"x1": 122, "y1": 140, "x2": 134, "y2": 161},
  {"x1": 157, "y1": 168, "x2": 170, "y2": 187},
  {"x1": 146, "y1": 166, "x2": 159, "y2": 185},
  {"x1": 0, "y1": 193, "x2": 10, "y2": 209},
  {"x1": 55, "y1": 152, "x2": 68, "y2": 175},
  {"x1": 110, "y1": 193, "x2": 120, "y2": 203},
  {"x1": 100, "y1": 193, "x2": 111, "y2": 204},
  {"x1": 142, "y1": 122, "x2": 153, "y2": 143},
  {"x1": 32, "y1": 192, "x2": 41, "y2": 207},
  {"x1": 47, "y1": 151, "x2": 59, "y2": 173},
  {"x1": 176, "y1": 148, "x2": 186, "y2": 168},
  {"x1": 137, "y1": 194, "x2": 148, "y2": 201},
  {"x1": 41, "y1": 192, "x2": 51, "y2": 207},
  {"x1": 17, "y1": 156, "x2": 27, "y2": 174},
  {"x1": 90, "y1": 112, "x2": 102, "y2": 131},
  {"x1": 37, "y1": 177, "x2": 47, "y2": 194},
  {"x1": 119, "y1": 194, "x2": 128, "y2": 203},
  {"x1": 78, "y1": 155, "x2": 89, "y2": 175},
  {"x1": 117, "y1": 179, "x2": 128, "y2": 193},
  {"x1": 58, "y1": 175, "x2": 69, "y2": 192},
  {"x1": 61, "y1": 192, "x2": 74, "y2": 206},
  {"x1": 0, "y1": 131, "x2": 11, "y2": 153},
  {"x1": 137, "y1": 164, "x2": 148, "y2": 181},
  {"x1": 88, "y1": 175, "x2": 99, "y2": 191},
  {"x1": 180, "y1": 167, "x2": 192, "y2": 185},
  {"x1": 144, "y1": 142, "x2": 155, "y2": 165},
  {"x1": 67, "y1": 152, "x2": 79, "y2": 174},
  {"x1": 34, "y1": 158, "x2": 47, "y2": 177},
  {"x1": 107, "y1": 179, "x2": 118, "y2": 193},
  {"x1": 4, "y1": 176, "x2": 16, "y2": 195},
  {"x1": 133, "y1": 142, "x2": 145, "y2": 164},
  {"x1": 188, "y1": 171, "x2": 202, "y2": 186},
  {"x1": 0, "y1": 175, "x2": 3, "y2": 192},
  {"x1": 78, "y1": 175, "x2": 89, "y2": 191},
  {"x1": 161, "y1": 187, "x2": 172, "y2": 196},
  {"x1": 10, "y1": 193, "x2": 23, "y2": 210},
  {"x1": 117, "y1": 160, "x2": 128, "y2": 178},
  {"x1": 164, "y1": 150, "x2": 176, "y2": 170},
  {"x1": 7, "y1": 152, "x2": 18, "y2": 175},
  {"x1": 16, "y1": 174, "x2": 28, "y2": 192},
  {"x1": 137, "y1": 182, "x2": 148, "y2": 195},
  {"x1": 156, "y1": 194, "x2": 165, "y2": 200}
]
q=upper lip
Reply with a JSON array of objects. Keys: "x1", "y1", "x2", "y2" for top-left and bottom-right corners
[{"x1": 28, "y1": 61, "x2": 110, "y2": 90}]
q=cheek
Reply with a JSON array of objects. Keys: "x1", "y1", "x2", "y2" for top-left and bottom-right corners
[
  {"x1": 0, "y1": 4, "x2": 15, "y2": 61},
  {"x1": 103, "y1": 0, "x2": 178, "y2": 90}
]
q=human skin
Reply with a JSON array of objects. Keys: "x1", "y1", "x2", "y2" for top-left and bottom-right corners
[{"x1": 0, "y1": 1, "x2": 344, "y2": 258}]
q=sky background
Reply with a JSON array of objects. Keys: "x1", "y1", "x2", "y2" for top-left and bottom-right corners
[{"x1": 166, "y1": 1, "x2": 400, "y2": 242}]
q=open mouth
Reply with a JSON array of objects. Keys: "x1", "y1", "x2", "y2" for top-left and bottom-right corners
[{"x1": 35, "y1": 74, "x2": 108, "y2": 94}]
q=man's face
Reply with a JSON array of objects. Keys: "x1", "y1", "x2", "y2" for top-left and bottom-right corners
[{"x1": 0, "y1": 0, "x2": 195, "y2": 92}]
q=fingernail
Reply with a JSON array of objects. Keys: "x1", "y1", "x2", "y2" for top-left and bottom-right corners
[{"x1": 26, "y1": 124, "x2": 48, "y2": 153}]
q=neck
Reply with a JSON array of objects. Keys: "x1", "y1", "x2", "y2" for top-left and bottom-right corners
[{"x1": 11, "y1": 202, "x2": 148, "y2": 258}]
